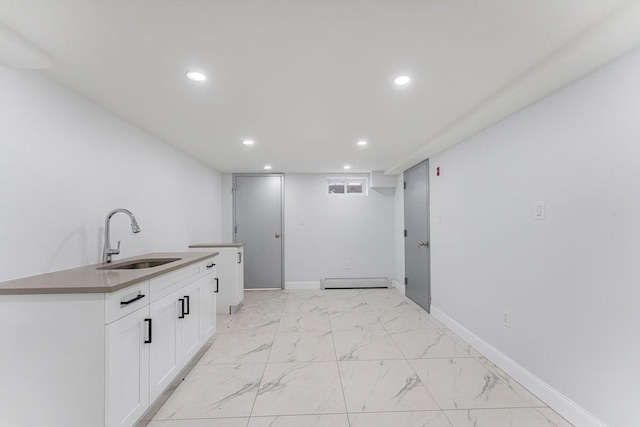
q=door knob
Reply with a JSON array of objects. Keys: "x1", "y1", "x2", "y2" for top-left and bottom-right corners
[
  {"x1": 418, "y1": 241, "x2": 429, "y2": 248},
  {"x1": 275, "y1": 233, "x2": 281, "y2": 238}
]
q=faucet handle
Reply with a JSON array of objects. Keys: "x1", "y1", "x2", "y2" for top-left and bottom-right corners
[{"x1": 116, "y1": 241, "x2": 121, "y2": 252}]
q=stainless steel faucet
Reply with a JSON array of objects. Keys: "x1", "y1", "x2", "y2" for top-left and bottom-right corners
[{"x1": 103, "y1": 208, "x2": 141, "y2": 263}]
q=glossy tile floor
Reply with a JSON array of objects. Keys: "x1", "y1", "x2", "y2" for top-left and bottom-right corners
[{"x1": 149, "y1": 288, "x2": 573, "y2": 427}]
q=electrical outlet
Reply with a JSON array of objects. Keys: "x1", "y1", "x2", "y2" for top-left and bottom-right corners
[
  {"x1": 436, "y1": 214, "x2": 442, "y2": 224},
  {"x1": 344, "y1": 261, "x2": 351, "y2": 269},
  {"x1": 502, "y1": 310, "x2": 511, "y2": 328}
]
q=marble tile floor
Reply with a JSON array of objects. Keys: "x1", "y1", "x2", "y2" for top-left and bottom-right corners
[{"x1": 146, "y1": 288, "x2": 573, "y2": 427}]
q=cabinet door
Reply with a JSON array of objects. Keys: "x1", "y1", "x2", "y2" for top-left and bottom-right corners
[
  {"x1": 105, "y1": 307, "x2": 150, "y2": 427},
  {"x1": 180, "y1": 279, "x2": 202, "y2": 363},
  {"x1": 148, "y1": 292, "x2": 181, "y2": 403},
  {"x1": 236, "y1": 248, "x2": 244, "y2": 305},
  {"x1": 200, "y1": 272, "x2": 217, "y2": 341}
]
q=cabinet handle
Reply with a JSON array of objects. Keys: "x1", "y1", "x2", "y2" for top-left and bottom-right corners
[
  {"x1": 178, "y1": 298, "x2": 185, "y2": 319},
  {"x1": 144, "y1": 318, "x2": 152, "y2": 344},
  {"x1": 206, "y1": 263, "x2": 216, "y2": 269},
  {"x1": 214, "y1": 278, "x2": 219, "y2": 293},
  {"x1": 120, "y1": 293, "x2": 145, "y2": 306},
  {"x1": 184, "y1": 295, "x2": 190, "y2": 315},
  {"x1": 237, "y1": 252, "x2": 242, "y2": 264}
]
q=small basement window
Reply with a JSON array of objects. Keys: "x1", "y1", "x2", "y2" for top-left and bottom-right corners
[{"x1": 327, "y1": 178, "x2": 368, "y2": 195}]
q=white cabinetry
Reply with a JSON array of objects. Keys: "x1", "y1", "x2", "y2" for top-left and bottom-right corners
[
  {"x1": 104, "y1": 280, "x2": 152, "y2": 427},
  {"x1": 179, "y1": 278, "x2": 202, "y2": 363},
  {"x1": 0, "y1": 293, "x2": 106, "y2": 427},
  {"x1": 147, "y1": 267, "x2": 216, "y2": 405},
  {"x1": 189, "y1": 244, "x2": 244, "y2": 314},
  {"x1": 106, "y1": 259, "x2": 216, "y2": 427},
  {"x1": 201, "y1": 272, "x2": 217, "y2": 339},
  {"x1": 148, "y1": 291, "x2": 181, "y2": 403},
  {"x1": 106, "y1": 259, "x2": 217, "y2": 427},
  {"x1": 236, "y1": 250, "x2": 244, "y2": 306},
  {"x1": 0, "y1": 255, "x2": 217, "y2": 427},
  {"x1": 106, "y1": 306, "x2": 150, "y2": 427}
]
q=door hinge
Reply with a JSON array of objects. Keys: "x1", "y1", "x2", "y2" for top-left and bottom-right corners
[
  {"x1": 404, "y1": 277, "x2": 408, "y2": 285},
  {"x1": 234, "y1": 226, "x2": 237, "y2": 234},
  {"x1": 403, "y1": 181, "x2": 406, "y2": 190},
  {"x1": 404, "y1": 229, "x2": 407, "y2": 237}
]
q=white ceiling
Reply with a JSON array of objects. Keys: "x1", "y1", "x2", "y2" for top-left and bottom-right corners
[{"x1": 2, "y1": 0, "x2": 640, "y2": 174}]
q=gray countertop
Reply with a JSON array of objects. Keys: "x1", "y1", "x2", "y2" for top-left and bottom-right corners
[
  {"x1": 189, "y1": 243, "x2": 246, "y2": 248},
  {"x1": 0, "y1": 252, "x2": 218, "y2": 295}
]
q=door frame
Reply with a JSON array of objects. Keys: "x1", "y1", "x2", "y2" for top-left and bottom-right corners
[
  {"x1": 232, "y1": 173, "x2": 285, "y2": 290},
  {"x1": 403, "y1": 159, "x2": 431, "y2": 311}
]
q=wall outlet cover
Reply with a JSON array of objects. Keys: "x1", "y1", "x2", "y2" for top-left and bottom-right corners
[
  {"x1": 502, "y1": 310, "x2": 511, "y2": 328},
  {"x1": 534, "y1": 201, "x2": 545, "y2": 220}
]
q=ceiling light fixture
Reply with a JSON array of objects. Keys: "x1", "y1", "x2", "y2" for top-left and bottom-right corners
[
  {"x1": 394, "y1": 75, "x2": 411, "y2": 86},
  {"x1": 242, "y1": 139, "x2": 254, "y2": 146},
  {"x1": 343, "y1": 165, "x2": 351, "y2": 170},
  {"x1": 187, "y1": 71, "x2": 207, "y2": 82},
  {"x1": 264, "y1": 165, "x2": 272, "y2": 170},
  {"x1": 357, "y1": 140, "x2": 368, "y2": 146}
]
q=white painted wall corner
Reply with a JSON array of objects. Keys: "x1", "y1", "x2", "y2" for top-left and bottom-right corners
[{"x1": 391, "y1": 279, "x2": 405, "y2": 295}]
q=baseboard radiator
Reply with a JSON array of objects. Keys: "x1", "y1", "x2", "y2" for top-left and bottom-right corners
[{"x1": 322, "y1": 277, "x2": 389, "y2": 289}]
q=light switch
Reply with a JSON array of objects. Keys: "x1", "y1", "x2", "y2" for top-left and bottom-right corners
[
  {"x1": 534, "y1": 201, "x2": 545, "y2": 220},
  {"x1": 436, "y1": 214, "x2": 442, "y2": 224}
]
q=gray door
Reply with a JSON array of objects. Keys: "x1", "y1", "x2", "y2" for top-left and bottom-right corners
[
  {"x1": 404, "y1": 160, "x2": 431, "y2": 311},
  {"x1": 233, "y1": 174, "x2": 284, "y2": 289}
]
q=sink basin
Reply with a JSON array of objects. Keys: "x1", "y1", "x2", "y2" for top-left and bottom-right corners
[{"x1": 98, "y1": 258, "x2": 181, "y2": 270}]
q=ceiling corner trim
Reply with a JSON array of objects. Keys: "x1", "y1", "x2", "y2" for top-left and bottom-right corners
[
  {"x1": 0, "y1": 21, "x2": 54, "y2": 69},
  {"x1": 386, "y1": 0, "x2": 640, "y2": 175}
]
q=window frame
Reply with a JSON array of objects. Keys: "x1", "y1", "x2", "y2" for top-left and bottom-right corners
[{"x1": 327, "y1": 177, "x2": 368, "y2": 196}]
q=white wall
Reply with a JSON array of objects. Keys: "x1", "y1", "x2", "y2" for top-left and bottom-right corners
[
  {"x1": 219, "y1": 173, "x2": 397, "y2": 287},
  {"x1": 284, "y1": 174, "x2": 395, "y2": 286},
  {"x1": 0, "y1": 65, "x2": 222, "y2": 282},
  {"x1": 429, "y1": 48, "x2": 640, "y2": 427},
  {"x1": 393, "y1": 174, "x2": 405, "y2": 292},
  {"x1": 220, "y1": 173, "x2": 234, "y2": 243}
]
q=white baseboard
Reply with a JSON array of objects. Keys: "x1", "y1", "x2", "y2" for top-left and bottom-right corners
[
  {"x1": 391, "y1": 279, "x2": 405, "y2": 295},
  {"x1": 431, "y1": 306, "x2": 607, "y2": 427},
  {"x1": 284, "y1": 281, "x2": 321, "y2": 290}
]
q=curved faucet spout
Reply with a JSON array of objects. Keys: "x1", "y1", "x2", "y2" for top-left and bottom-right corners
[{"x1": 103, "y1": 208, "x2": 141, "y2": 263}]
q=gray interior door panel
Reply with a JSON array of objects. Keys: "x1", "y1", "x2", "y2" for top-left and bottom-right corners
[
  {"x1": 234, "y1": 174, "x2": 284, "y2": 289},
  {"x1": 404, "y1": 161, "x2": 431, "y2": 311}
]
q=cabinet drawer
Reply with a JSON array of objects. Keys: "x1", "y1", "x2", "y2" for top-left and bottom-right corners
[
  {"x1": 201, "y1": 259, "x2": 217, "y2": 277},
  {"x1": 150, "y1": 263, "x2": 201, "y2": 302},
  {"x1": 105, "y1": 281, "x2": 150, "y2": 324}
]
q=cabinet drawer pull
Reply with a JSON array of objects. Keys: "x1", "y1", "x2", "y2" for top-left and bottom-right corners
[
  {"x1": 237, "y1": 252, "x2": 242, "y2": 264},
  {"x1": 178, "y1": 298, "x2": 185, "y2": 319},
  {"x1": 144, "y1": 318, "x2": 152, "y2": 344},
  {"x1": 214, "y1": 278, "x2": 219, "y2": 293},
  {"x1": 184, "y1": 295, "x2": 190, "y2": 315},
  {"x1": 120, "y1": 293, "x2": 145, "y2": 306},
  {"x1": 206, "y1": 263, "x2": 216, "y2": 269}
]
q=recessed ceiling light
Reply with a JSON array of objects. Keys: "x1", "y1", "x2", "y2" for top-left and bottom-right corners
[
  {"x1": 242, "y1": 139, "x2": 254, "y2": 146},
  {"x1": 357, "y1": 140, "x2": 368, "y2": 146},
  {"x1": 264, "y1": 165, "x2": 272, "y2": 170},
  {"x1": 394, "y1": 75, "x2": 411, "y2": 86},
  {"x1": 343, "y1": 165, "x2": 351, "y2": 170},
  {"x1": 187, "y1": 71, "x2": 207, "y2": 82}
]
